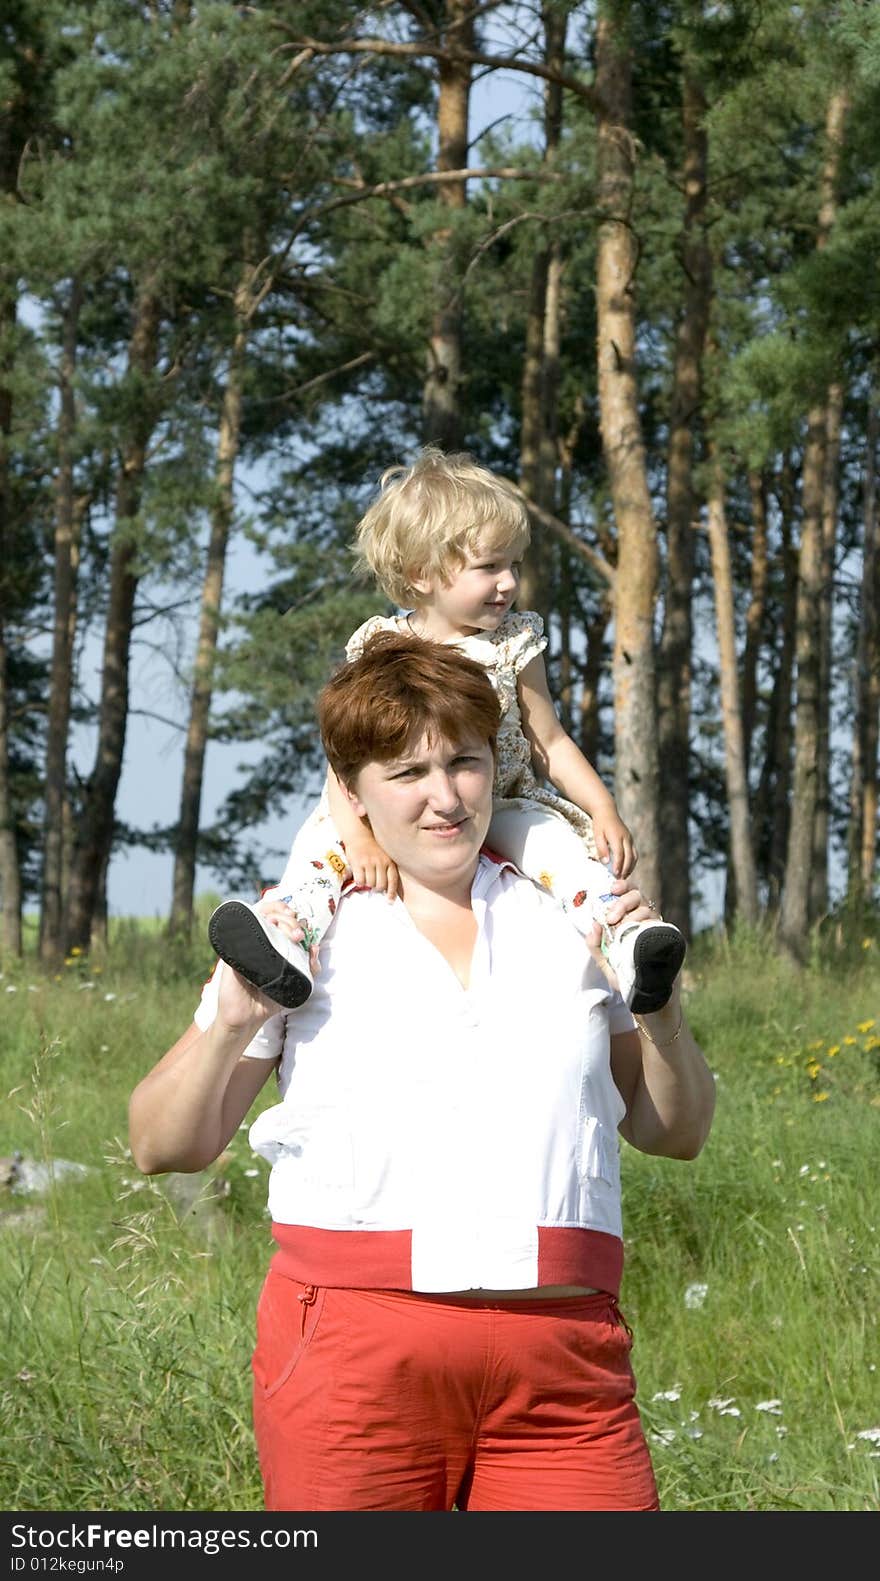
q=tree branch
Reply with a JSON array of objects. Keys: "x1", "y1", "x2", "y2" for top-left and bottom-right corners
[
  {"x1": 503, "y1": 479, "x2": 617, "y2": 587},
  {"x1": 272, "y1": 33, "x2": 600, "y2": 111}
]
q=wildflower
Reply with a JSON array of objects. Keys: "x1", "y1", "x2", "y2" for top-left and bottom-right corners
[
  {"x1": 244, "y1": 1168, "x2": 259, "y2": 1178},
  {"x1": 798, "y1": 1164, "x2": 811, "y2": 1176},
  {"x1": 755, "y1": 1399, "x2": 783, "y2": 1415},
  {"x1": 826, "y1": 1045, "x2": 840, "y2": 1057},
  {"x1": 5, "y1": 985, "x2": 17, "y2": 994},
  {"x1": 70, "y1": 946, "x2": 82, "y2": 957},
  {"x1": 708, "y1": 1397, "x2": 741, "y2": 1417},
  {"x1": 843, "y1": 1036, "x2": 856, "y2": 1046},
  {"x1": 650, "y1": 1429, "x2": 677, "y2": 1446},
  {"x1": 684, "y1": 1282, "x2": 708, "y2": 1310},
  {"x1": 813, "y1": 1092, "x2": 830, "y2": 1103},
  {"x1": 103, "y1": 993, "x2": 117, "y2": 1003},
  {"x1": 857, "y1": 1019, "x2": 875, "y2": 1034},
  {"x1": 855, "y1": 1428, "x2": 880, "y2": 1444},
  {"x1": 862, "y1": 938, "x2": 873, "y2": 949},
  {"x1": 652, "y1": 1388, "x2": 682, "y2": 1403}
]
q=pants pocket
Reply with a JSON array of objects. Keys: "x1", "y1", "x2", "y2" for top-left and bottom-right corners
[{"x1": 252, "y1": 1271, "x2": 326, "y2": 1400}]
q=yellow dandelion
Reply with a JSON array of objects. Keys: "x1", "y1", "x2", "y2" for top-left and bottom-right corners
[
  {"x1": 826, "y1": 1045, "x2": 840, "y2": 1057},
  {"x1": 857, "y1": 1019, "x2": 875, "y2": 1034},
  {"x1": 812, "y1": 1091, "x2": 830, "y2": 1103},
  {"x1": 70, "y1": 946, "x2": 82, "y2": 957},
  {"x1": 865, "y1": 1036, "x2": 880, "y2": 1052},
  {"x1": 775, "y1": 1055, "x2": 788, "y2": 1066},
  {"x1": 806, "y1": 1061, "x2": 822, "y2": 1079},
  {"x1": 842, "y1": 1036, "x2": 856, "y2": 1046},
  {"x1": 63, "y1": 958, "x2": 75, "y2": 967},
  {"x1": 809, "y1": 1038, "x2": 824, "y2": 1051},
  {"x1": 862, "y1": 938, "x2": 873, "y2": 949}
]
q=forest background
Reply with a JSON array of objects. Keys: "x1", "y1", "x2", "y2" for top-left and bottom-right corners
[{"x1": 1, "y1": 0, "x2": 878, "y2": 967}]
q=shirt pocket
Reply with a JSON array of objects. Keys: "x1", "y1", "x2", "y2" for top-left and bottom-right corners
[{"x1": 576, "y1": 1114, "x2": 620, "y2": 1189}]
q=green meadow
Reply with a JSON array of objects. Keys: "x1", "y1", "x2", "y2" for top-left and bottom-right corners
[{"x1": 1, "y1": 904, "x2": 878, "y2": 1512}]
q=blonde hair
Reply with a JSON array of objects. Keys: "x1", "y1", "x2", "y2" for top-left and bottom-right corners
[{"x1": 353, "y1": 446, "x2": 531, "y2": 609}]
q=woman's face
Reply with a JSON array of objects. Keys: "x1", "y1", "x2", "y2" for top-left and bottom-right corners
[{"x1": 344, "y1": 732, "x2": 495, "y2": 892}]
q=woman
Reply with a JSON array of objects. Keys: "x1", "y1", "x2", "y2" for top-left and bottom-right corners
[{"x1": 129, "y1": 632, "x2": 716, "y2": 1512}]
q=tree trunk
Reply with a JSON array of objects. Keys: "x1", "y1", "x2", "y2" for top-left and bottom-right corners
[
  {"x1": 848, "y1": 391, "x2": 879, "y2": 902},
  {"x1": 40, "y1": 277, "x2": 84, "y2": 965},
  {"x1": 66, "y1": 285, "x2": 161, "y2": 952},
  {"x1": 657, "y1": 64, "x2": 710, "y2": 937},
  {"x1": 810, "y1": 379, "x2": 844, "y2": 917},
  {"x1": 169, "y1": 306, "x2": 248, "y2": 935},
  {"x1": 754, "y1": 462, "x2": 797, "y2": 910},
  {"x1": 740, "y1": 468, "x2": 769, "y2": 769},
  {"x1": 779, "y1": 87, "x2": 849, "y2": 959},
  {"x1": 779, "y1": 407, "x2": 826, "y2": 957},
  {"x1": 595, "y1": 2, "x2": 660, "y2": 904},
  {"x1": 518, "y1": 3, "x2": 567, "y2": 620},
  {"x1": 706, "y1": 447, "x2": 759, "y2": 924},
  {"x1": 0, "y1": 273, "x2": 21, "y2": 955},
  {"x1": 422, "y1": 0, "x2": 474, "y2": 449}
]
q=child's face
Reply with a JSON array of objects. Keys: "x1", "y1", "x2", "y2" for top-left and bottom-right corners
[{"x1": 411, "y1": 537, "x2": 525, "y2": 639}]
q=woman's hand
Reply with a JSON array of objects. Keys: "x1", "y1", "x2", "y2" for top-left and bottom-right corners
[
  {"x1": 343, "y1": 833, "x2": 400, "y2": 901},
  {"x1": 583, "y1": 876, "x2": 670, "y2": 995},
  {"x1": 214, "y1": 898, "x2": 323, "y2": 1028}
]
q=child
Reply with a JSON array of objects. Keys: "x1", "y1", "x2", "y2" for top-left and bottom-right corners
[{"x1": 209, "y1": 447, "x2": 686, "y2": 1014}]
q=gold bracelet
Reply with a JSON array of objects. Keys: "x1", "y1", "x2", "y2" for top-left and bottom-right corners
[{"x1": 633, "y1": 1010, "x2": 684, "y2": 1047}]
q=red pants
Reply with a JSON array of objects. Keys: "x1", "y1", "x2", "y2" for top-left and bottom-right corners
[{"x1": 252, "y1": 1271, "x2": 659, "y2": 1511}]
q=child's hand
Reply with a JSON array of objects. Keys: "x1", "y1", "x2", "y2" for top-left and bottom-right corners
[
  {"x1": 345, "y1": 833, "x2": 400, "y2": 902},
  {"x1": 593, "y1": 811, "x2": 637, "y2": 878}
]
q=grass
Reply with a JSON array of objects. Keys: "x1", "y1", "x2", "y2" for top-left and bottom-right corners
[{"x1": 1, "y1": 904, "x2": 878, "y2": 1511}]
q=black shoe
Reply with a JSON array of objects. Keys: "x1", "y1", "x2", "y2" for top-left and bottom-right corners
[
  {"x1": 208, "y1": 901, "x2": 313, "y2": 1009},
  {"x1": 613, "y1": 920, "x2": 687, "y2": 1015}
]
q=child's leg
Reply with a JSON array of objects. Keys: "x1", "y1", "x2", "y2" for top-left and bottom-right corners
[
  {"x1": 209, "y1": 811, "x2": 349, "y2": 1009},
  {"x1": 264, "y1": 809, "x2": 350, "y2": 950},
  {"x1": 487, "y1": 799, "x2": 686, "y2": 1013}
]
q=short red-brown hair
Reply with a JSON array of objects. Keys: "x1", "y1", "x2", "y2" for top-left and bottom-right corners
[{"x1": 318, "y1": 630, "x2": 502, "y2": 786}]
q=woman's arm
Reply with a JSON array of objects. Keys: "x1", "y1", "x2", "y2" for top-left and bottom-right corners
[
  {"x1": 594, "y1": 881, "x2": 715, "y2": 1159},
  {"x1": 609, "y1": 991, "x2": 716, "y2": 1159},
  {"x1": 517, "y1": 653, "x2": 636, "y2": 874},
  {"x1": 129, "y1": 905, "x2": 302, "y2": 1175},
  {"x1": 129, "y1": 1015, "x2": 278, "y2": 1175}
]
